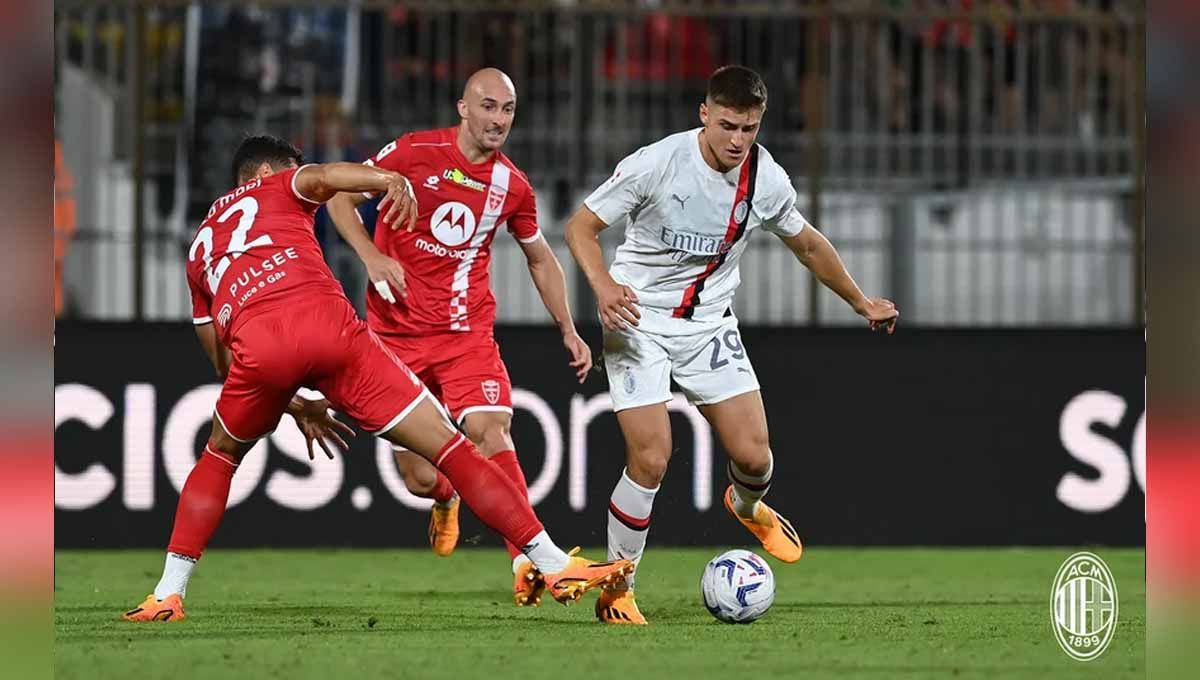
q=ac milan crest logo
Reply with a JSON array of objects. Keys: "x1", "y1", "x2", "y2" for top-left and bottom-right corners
[
  {"x1": 1051, "y1": 551, "x2": 1119, "y2": 661},
  {"x1": 481, "y1": 379, "x2": 501, "y2": 405},
  {"x1": 622, "y1": 370, "x2": 636, "y2": 395},
  {"x1": 734, "y1": 200, "x2": 749, "y2": 224}
]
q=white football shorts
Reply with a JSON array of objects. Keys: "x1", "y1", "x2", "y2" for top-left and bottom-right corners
[{"x1": 602, "y1": 308, "x2": 760, "y2": 412}]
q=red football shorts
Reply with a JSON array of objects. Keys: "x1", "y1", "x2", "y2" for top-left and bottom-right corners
[
  {"x1": 379, "y1": 331, "x2": 512, "y2": 424},
  {"x1": 215, "y1": 296, "x2": 428, "y2": 441}
]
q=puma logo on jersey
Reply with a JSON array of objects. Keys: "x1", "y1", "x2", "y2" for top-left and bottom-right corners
[{"x1": 671, "y1": 193, "x2": 691, "y2": 211}]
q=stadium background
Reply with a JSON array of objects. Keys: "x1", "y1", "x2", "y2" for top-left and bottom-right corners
[{"x1": 54, "y1": 0, "x2": 1144, "y2": 549}]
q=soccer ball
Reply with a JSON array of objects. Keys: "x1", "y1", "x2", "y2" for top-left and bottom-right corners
[{"x1": 700, "y1": 549, "x2": 775, "y2": 623}]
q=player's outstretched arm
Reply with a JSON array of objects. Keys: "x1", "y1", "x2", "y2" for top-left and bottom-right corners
[
  {"x1": 519, "y1": 235, "x2": 592, "y2": 382},
  {"x1": 564, "y1": 205, "x2": 641, "y2": 330},
  {"x1": 293, "y1": 163, "x2": 416, "y2": 231},
  {"x1": 779, "y1": 226, "x2": 898, "y2": 334},
  {"x1": 327, "y1": 191, "x2": 408, "y2": 303}
]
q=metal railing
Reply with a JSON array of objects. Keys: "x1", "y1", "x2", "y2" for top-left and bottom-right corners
[{"x1": 54, "y1": 0, "x2": 1144, "y2": 326}]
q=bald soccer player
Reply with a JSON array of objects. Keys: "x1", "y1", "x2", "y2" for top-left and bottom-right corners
[{"x1": 328, "y1": 69, "x2": 591, "y2": 607}]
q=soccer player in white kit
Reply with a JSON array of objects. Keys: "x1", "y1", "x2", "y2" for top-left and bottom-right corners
[{"x1": 565, "y1": 66, "x2": 899, "y2": 624}]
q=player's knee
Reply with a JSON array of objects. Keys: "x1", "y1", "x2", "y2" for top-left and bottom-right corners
[
  {"x1": 626, "y1": 440, "x2": 672, "y2": 486},
  {"x1": 728, "y1": 431, "x2": 771, "y2": 473},
  {"x1": 476, "y1": 423, "x2": 514, "y2": 457},
  {"x1": 734, "y1": 450, "x2": 772, "y2": 478},
  {"x1": 404, "y1": 464, "x2": 440, "y2": 495}
]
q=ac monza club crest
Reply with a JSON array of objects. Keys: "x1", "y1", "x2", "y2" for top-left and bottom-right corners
[
  {"x1": 485, "y1": 185, "x2": 506, "y2": 214},
  {"x1": 481, "y1": 379, "x2": 501, "y2": 405}
]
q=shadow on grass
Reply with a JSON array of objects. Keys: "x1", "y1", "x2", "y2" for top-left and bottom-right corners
[{"x1": 57, "y1": 601, "x2": 604, "y2": 644}]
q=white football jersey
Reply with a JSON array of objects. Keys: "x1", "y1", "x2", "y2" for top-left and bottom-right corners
[{"x1": 585, "y1": 128, "x2": 807, "y2": 330}]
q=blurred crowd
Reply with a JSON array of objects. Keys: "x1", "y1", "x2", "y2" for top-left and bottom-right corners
[
  {"x1": 86, "y1": 1, "x2": 1137, "y2": 138},
  {"x1": 53, "y1": 0, "x2": 1142, "y2": 316}
]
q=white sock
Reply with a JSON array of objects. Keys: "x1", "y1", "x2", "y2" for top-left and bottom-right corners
[
  {"x1": 607, "y1": 468, "x2": 658, "y2": 591},
  {"x1": 728, "y1": 453, "x2": 773, "y2": 519},
  {"x1": 512, "y1": 553, "x2": 531, "y2": 574},
  {"x1": 154, "y1": 552, "x2": 197, "y2": 600},
  {"x1": 520, "y1": 530, "x2": 570, "y2": 573}
]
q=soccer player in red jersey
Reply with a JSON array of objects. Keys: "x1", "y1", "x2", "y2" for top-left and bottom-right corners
[
  {"x1": 122, "y1": 136, "x2": 630, "y2": 622},
  {"x1": 327, "y1": 69, "x2": 590, "y2": 606}
]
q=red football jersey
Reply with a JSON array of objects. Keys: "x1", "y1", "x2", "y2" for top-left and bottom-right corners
[
  {"x1": 186, "y1": 166, "x2": 345, "y2": 343},
  {"x1": 364, "y1": 127, "x2": 540, "y2": 336}
]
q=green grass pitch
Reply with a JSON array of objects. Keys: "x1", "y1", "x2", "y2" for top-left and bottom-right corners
[{"x1": 55, "y1": 547, "x2": 1144, "y2": 679}]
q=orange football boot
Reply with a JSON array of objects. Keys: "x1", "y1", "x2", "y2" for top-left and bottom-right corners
[
  {"x1": 428, "y1": 496, "x2": 460, "y2": 557},
  {"x1": 122, "y1": 593, "x2": 186, "y2": 622},
  {"x1": 513, "y1": 559, "x2": 546, "y2": 607},
  {"x1": 595, "y1": 588, "x2": 647, "y2": 625},
  {"x1": 723, "y1": 485, "x2": 803, "y2": 563},
  {"x1": 539, "y1": 548, "x2": 634, "y2": 605}
]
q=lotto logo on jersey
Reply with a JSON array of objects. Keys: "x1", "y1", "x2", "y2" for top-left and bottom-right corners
[{"x1": 429, "y1": 201, "x2": 478, "y2": 247}]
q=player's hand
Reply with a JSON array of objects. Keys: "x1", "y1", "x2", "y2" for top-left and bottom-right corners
[
  {"x1": 596, "y1": 279, "x2": 640, "y2": 331},
  {"x1": 365, "y1": 251, "x2": 407, "y2": 303},
  {"x1": 289, "y1": 398, "x2": 357, "y2": 460},
  {"x1": 378, "y1": 175, "x2": 417, "y2": 232},
  {"x1": 857, "y1": 297, "x2": 899, "y2": 335},
  {"x1": 561, "y1": 330, "x2": 593, "y2": 383}
]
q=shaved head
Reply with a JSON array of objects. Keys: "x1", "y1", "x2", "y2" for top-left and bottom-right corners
[
  {"x1": 456, "y1": 68, "x2": 517, "y2": 160},
  {"x1": 462, "y1": 67, "x2": 516, "y2": 102}
]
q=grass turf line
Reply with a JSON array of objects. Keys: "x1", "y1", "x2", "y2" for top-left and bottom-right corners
[{"x1": 55, "y1": 547, "x2": 1144, "y2": 679}]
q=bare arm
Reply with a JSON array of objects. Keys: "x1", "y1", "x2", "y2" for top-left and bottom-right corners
[
  {"x1": 326, "y1": 191, "x2": 375, "y2": 259},
  {"x1": 563, "y1": 205, "x2": 641, "y2": 330},
  {"x1": 194, "y1": 322, "x2": 232, "y2": 378},
  {"x1": 327, "y1": 191, "x2": 409, "y2": 302},
  {"x1": 293, "y1": 163, "x2": 416, "y2": 231},
  {"x1": 520, "y1": 235, "x2": 592, "y2": 382},
  {"x1": 779, "y1": 225, "x2": 898, "y2": 332},
  {"x1": 294, "y1": 162, "x2": 394, "y2": 202},
  {"x1": 520, "y1": 236, "x2": 574, "y2": 331}
]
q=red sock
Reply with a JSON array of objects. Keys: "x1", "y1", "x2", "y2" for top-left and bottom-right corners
[
  {"x1": 166, "y1": 443, "x2": 237, "y2": 559},
  {"x1": 434, "y1": 435, "x2": 543, "y2": 549},
  {"x1": 490, "y1": 450, "x2": 529, "y2": 558},
  {"x1": 428, "y1": 472, "x2": 455, "y2": 504}
]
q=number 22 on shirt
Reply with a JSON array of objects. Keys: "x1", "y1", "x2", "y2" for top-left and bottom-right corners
[{"x1": 188, "y1": 196, "x2": 273, "y2": 295}]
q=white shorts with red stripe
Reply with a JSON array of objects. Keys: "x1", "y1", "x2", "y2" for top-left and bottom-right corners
[{"x1": 601, "y1": 305, "x2": 760, "y2": 412}]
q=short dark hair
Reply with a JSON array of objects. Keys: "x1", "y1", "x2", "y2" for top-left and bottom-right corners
[
  {"x1": 706, "y1": 65, "x2": 768, "y2": 111},
  {"x1": 231, "y1": 134, "x2": 304, "y2": 185}
]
